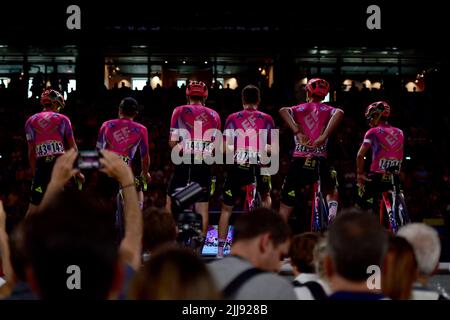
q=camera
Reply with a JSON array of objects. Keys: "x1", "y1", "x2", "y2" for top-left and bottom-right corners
[
  {"x1": 170, "y1": 182, "x2": 204, "y2": 250},
  {"x1": 76, "y1": 150, "x2": 102, "y2": 169}
]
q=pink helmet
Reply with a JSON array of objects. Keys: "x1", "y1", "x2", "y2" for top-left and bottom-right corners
[
  {"x1": 40, "y1": 89, "x2": 65, "y2": 111},
  {"x1": 306, "y1": 78, "x2": 330, "y2": 98},
  {"x1": 365, "y1": 101, "x2": 391, "y2": 120},
  {"x1": 186, "y1": 81, "x2": 208, "y2": 98}
]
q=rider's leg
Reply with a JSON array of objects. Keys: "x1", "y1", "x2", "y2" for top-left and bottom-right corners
[
  {"x1": 258, "y1": 176, "x2": 272, "y2": 208},
  {"x1": 326, "y1": 188, "x2": 339, "y2": 223},
  {"x1": 260, "y1": 192, "x2": 272, "y2": 208},
  {"x1": 194, "y1": 201, "x2": 209, "y2": 237},
  {"x1": 218, "y1": 203, "x2": 233, "y2": 257},
  {"x1": 279, "y1": 202, "x2": 294, "y2": 222},
  {"x1": 26, "y1": 203, "x2": 39, "y2": 217},
  {"x1": 165, "y1": 195, "x2": 172, "y2": 213}
]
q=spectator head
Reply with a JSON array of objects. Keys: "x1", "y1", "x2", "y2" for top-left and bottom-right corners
[
  {"x1": 40, "y1": 89, "x2": 65, "y2": 112},
  {"x1": 305, "y1": 78, "x2": 329, "y2": 101},
  {"x1": 128, "y1": 246, "x2": 220, "y2": 299},
  {"x1": 142, "y1": 207, "x2": 177, "y2": 254},
  {"x1": 232, "y1": 208, "x2": 291, "y2": 273},
  {"x1": 325, "y1": 208, "x2": 388, "y2": 283},
  {"x1": 186, "y1": 81, "x2": 208, "y2": 104},
  {"x1": 397, "y1": 223, "x2": 441, "y2": 278},
  {"x1": 241, "y1": 85, "x2": 261, "y2": 107},
  {"x1": 382, "y1": 235, "x2": 418, "y2": 300},
  {"x1": 25, "y1": 191, "x2": 121, "y2": 299},
  {"x1": 289, "y1": 232, "x2": 321, "y2": 275},
  {"x1": 313, "y1": 237, "x2": 328, "y2": 278},
  {"x1": 119, "y1": 97, "x2": 139, "y2": 118}
]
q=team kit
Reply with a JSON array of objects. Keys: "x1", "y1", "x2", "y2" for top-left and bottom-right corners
[{"x1": 24, "y1": 79, "x2": 405, "y2": 256}]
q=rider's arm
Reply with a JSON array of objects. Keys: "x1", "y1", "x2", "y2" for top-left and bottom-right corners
[
  {"x1": 279, "y1": 107, "x2": 301, "y2": 133},
  {"x1": 140, "y1": 128, "x2": 150, "y2": 178},
  {"x1": 169, "y1": 107, "x2": 181, "y2": 149},
  {"x1": 27, "y1": 142, "x2": 37, "y2": 176},
  {"x1": 356, "y1": 144, "x2": 370, "y2": 175},
  {"x1": 25, "y1": 120, "x2": 36, "y2": 175},
  {"x1": 64, "y1": 117, "x2": 78, "y2": 152},
  {"x1": 320, "y1": 108, "x2": 344, "y2": 141}
]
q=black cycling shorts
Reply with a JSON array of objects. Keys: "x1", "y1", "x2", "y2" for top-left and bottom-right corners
[
  {"x1": 222, "y1": 164, "x2": 257, "y2": 206},
  {"x1": 280, "y1": 157, "x2": 338, "y2": 207},
  {"x1": 356, "y1": 172, "x2": 402, "y2": 211},
  {"x1": 30, "y1": 156, "x2": 58, "y2": 205},
  {"x1": 222, "y1": 164, "x2": 272, "y2": 206},
  {"x1": 167, "y1": 163, "x2": 212, "y2": 203},
  {"x1": 257, "y1": 172, "x2": 272, "y2": 195}
]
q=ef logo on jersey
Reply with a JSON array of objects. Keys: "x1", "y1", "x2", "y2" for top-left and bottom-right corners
[{"x1": 113, "y1": 128, "x2": 130, "y2": 143}]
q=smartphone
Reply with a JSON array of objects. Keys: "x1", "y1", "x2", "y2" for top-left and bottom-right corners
[{"x1": 77, "y1": 150, "x2": 101, "y2": 169}]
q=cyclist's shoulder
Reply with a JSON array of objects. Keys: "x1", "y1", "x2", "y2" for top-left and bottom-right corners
[
  {"x1": 203, "y1": 105, "x2": 220, "y2": 117},
  {"x1": 133, "y1": 121, "x2": 148, "y2": 133},
  {"x1": 101, "y1": 118, "x2": 117, "y2": 126},
  {"x1": 57, "y1": 113, "x2": 72, "y2": 122}
]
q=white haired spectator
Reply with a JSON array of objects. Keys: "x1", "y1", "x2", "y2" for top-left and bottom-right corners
[{"x1": 397, "y1": 223, "x2": 448, "y2": 300}]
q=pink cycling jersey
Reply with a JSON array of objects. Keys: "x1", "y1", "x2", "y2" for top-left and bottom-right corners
[
  {"x1": 96, "y1": 118, "x2": 149, "y2": 166},
  {"x1": 362, "y1": 123, "x2": 404, "y2": 174},
  {"x1": 224, "y1": 109, "x2": 275, "y2": 164},
  {"x1": 170, "y1": 104, "x2": 221, "y2": 156},
  {"x1": 289, "y1": 102, "x2": 337, "y2": 158},
  {"x1": 25, "y1": 111, "x2": 74, "y2": 158}
]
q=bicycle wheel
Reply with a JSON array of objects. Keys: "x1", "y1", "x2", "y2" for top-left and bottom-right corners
[
  {"x1": 382, "y1": 192, "x2": 398, "y2": 233},
  {"x1": 311, "y1": 191, "x2": 328, "y2": 232},
  {"x1": 395, "y1": 193, "x2": 410, "y2": 227}
]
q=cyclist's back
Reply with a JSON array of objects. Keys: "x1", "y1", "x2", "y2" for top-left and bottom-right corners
[
  {"x1": 289, "y1": 101, "x2": 336, "y2": 158},
  {"x1": 97, "y1": 98, "x2": 150, "y2": 195},
  {"x1": 357, "y1": 101, "x2": 405, "y2": 212},
  {"x1": 363, "y1": 123, "x2": 404, "y2": 175},
  {"x1": 218, "y1": 85, "x2": 275, "y2": 257},
  {"x1": 167, "y1": 81, "x2": 221, "y2": 237},
  {"x1": 25, "y1": 89, "x2": 79, "y2": 215},
  {"x1": 97, "y1": 118, "x2": 148, "y2": 166},
  {"x1": 170, "y1": 103, "x2": 221, "y2": 158},
  {"x1": 278, "y1": 78, "x2": 343, "y2": 224}
]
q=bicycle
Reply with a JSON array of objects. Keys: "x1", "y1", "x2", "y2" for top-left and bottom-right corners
[
  {"x1": 378, "y1": 166, "x2": 410, "y2": 233},
  {"x1": 115, "y1": 175, "x2": 148, "y2": 241},
  {"x1": 310, "y1": 158, "x2": 330, "y2": 232},
  {"x1": 243, "y1": 166, "x2": 262, "y2": 212}
]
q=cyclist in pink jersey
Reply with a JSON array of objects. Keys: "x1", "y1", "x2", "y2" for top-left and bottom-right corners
[
  {"x1": 356, "y1": 101, "x2": 405, "y2": 212},
  {"x1": 217, "y1": 85, "x2": 275, "y2": 257},
  {"x1": 25, "y1": 89, "x2": 82, "y2": 215},
  {"x1": 278, "y1": 78, "x2": 344, "y2": 224},
  {"x1": 167, "y1": 81, "x2": 221, "y2": 237},
  {"x1": 97, "y1": 97, "x2": 151, "y2": 208}
]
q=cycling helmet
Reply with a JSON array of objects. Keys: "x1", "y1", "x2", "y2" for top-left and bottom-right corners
[
  {"x1": 40, "y1": 89, "x2": 65, "y2": 111},
  {"x1": 119, "y1": 97, "x2": 139, "y2": 115},
  {"x1": 365, "y1": 101, "x2": 391, "y2": 125},
  {"x1": 306, "y1": 78, "x2": 330, "y2": 98},
  {"x1": 186, "y1": 81, "x2": 208, "y2": 98}
]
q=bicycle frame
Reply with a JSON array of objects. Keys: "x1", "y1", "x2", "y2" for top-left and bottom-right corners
[
  {"x1": 380, "y1": 190, "x2": 399, "y2": 233},
  {"x1": 310, "y1": 159, "x2": 329, "y2": 232}
]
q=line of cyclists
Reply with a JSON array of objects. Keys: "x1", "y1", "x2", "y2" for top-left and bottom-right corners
[{"x1": 24, "y1": 78, "x2": 408, "y2": 256}]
